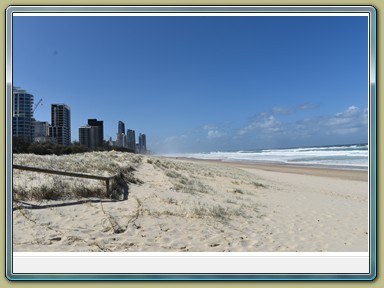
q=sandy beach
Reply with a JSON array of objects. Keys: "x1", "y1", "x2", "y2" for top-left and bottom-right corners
[{"x1": 12, "y1": 151, "x2": 369, "y2": 252}]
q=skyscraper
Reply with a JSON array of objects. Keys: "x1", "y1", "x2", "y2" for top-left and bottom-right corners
[
  {"x1": 87, "y1": 119, "x2": 104, "y2": 148},
  {"x1": 12, "y1": 87, "x2": 34, "y2": 142},
  {"x1": 138, "y1": 133, "x2": 147, "y2": 154},
  {"x1": 79, "y1": 125, "x2": 92, "y2": 148},
  {"x1": 49, "y1": 104, "x2": 71, "y2": 146},
  {"x1": 118, "y1": 121, "x2": 125, "y2": 135},
  {"x1": 127, "y1": 129, "x2": 136, "y2": 151},
  {"x1": 116, "y1": 121, "x2": 126, "y2": 147}
]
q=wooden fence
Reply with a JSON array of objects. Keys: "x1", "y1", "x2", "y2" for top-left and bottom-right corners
[{"x1": 12, "y1": 165, "x2": 116, "y2": 195}]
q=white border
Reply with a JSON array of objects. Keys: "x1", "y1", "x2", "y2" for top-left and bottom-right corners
[{"x1": 13, "y1": 252, "x2": 369, "y2": 274}]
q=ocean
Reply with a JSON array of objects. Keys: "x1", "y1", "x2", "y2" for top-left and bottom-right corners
[{"x1": 166, "y1": 143, "x2": 369, "y2": 171}]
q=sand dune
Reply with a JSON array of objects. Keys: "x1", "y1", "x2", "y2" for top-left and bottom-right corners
[{"x1": 12, "y1": 151, "x2": 368, "y2": 252}]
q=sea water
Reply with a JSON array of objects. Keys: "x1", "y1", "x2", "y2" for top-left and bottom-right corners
[{"x1": 167, "y1": 144, "x2": 369, "y2": 171}]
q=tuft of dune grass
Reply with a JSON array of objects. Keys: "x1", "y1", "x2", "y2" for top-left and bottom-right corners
[{"x1": 191, "y1": 202, "x2": 248, "y2": 224}]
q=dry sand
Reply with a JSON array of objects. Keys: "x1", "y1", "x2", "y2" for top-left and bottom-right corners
[{"x1": 12, "y1": 152, "x2": 369, "y2": 252}]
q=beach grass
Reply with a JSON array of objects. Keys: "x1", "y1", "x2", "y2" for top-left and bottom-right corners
[{"x1": 12, "y1": 151, "x2": 143, "y2": 201}]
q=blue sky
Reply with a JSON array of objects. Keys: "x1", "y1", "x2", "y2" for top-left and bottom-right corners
[{"x1": 13, "y1": 15, "x2": 369, "y2": 153}]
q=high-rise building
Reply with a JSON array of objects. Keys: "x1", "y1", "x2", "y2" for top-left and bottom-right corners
[
  {"x1": 116, "y1": 121, "x2": 126, "y2": 147},
  {"x1": 12, "y1": 87, "x2": 34, "y2": 142},
  {"x1": 79, "y1": 125, "x2": 91, "y2": 148},
  {"x1": 49, "y1": 104, "x2": 71, "y2": 146},
  {"x1": 79, "y1": 119, "x2": 104, "y2": 149},
  {"x1": 87, "y1": 119, "x2": 104, "y2": 148},
  {"x1": 127, "y1": 129, "x2": 136, "y2": 151},
  {"x1": 118, "y1": 121, "x2": 125, "y2": 135},
  {"x1": 116, "y1": 132, "x2": 126, "y2": 147},
  {"x1": 78, "y1": 125, "x2": 98, "y2": 148},
  {"x1": 138, "y1": 133, "x2": 147, "y2": 154}
]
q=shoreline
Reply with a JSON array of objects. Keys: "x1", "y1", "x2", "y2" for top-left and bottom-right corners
[{"x1": 162, "y1": 156, "x2": 368, "y2": 182}]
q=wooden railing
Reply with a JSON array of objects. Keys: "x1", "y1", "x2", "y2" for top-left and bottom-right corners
[{"x1": 13, "y1": 165, "x2": 116, "y2": 195}]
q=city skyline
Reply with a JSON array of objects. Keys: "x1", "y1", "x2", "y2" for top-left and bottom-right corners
[
  {"x1": 12, "y1": 86, "x2": 147, "y2": 151},
  {"x1": 13, "y1": 14, "x2": 369, "y2": 153}
]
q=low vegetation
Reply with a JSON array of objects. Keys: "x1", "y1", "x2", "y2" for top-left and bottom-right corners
[
  {"x1": 13, "y1": 136, "x2": 135, "y2": 155},
  {"x1": 12, "y1": 151, "x2": 143, "y2": 201}
]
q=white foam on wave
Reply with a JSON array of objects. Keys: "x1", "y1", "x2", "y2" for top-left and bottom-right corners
[{"x1": 164, "y1": 144, "x2": 369, "y2": 170}]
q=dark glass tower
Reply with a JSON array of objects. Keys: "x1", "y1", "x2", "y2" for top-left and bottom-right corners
[
  {"x1": 138, "y1": 133, "x2": 147, "y2": 154},
  {"x1": 127, "y1": 129, "x2": 136, "y2": 151},
  {"x1": 118, "y1": 121, "x2": 125, "y2": 135},
  {"x1": 88, "y1": 119, "x2": 104, "y2": 148}
]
